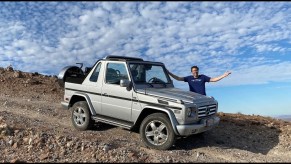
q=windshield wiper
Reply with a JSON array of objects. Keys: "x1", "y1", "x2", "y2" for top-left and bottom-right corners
[
  {"x1": 146, "y1": 83, "x2": 154, "y2": 87},
  {"x1": 155, "y1": 82, "x2": 167, "y2": 87}
]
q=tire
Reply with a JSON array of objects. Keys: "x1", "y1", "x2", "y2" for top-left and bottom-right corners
[
  {"x1": 71, "y1": 101, "x2": 93, "y2": 131},
  {"x1": 140, "y1": 113, "x2": 176, "y2": 150}
]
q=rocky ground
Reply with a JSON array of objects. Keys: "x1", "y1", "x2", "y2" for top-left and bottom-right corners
[{"x1": 0, "y1": 65, "x2": 291, "y2": 163}]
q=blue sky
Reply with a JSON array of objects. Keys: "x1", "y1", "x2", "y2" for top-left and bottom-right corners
[{"x1": 0, "y1": 2, "x2": 291, "y2": 117}]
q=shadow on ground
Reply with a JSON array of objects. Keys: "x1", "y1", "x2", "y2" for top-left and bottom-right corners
[
  {"x1": 173, "y1": 113, "x2": 282, "y2": 155},
  {"x1": 91, "y1": 122, "x2": 117, "y2": 131},
  {"x1": 80, "y1": 113, "x2": 285, "y2": 155}
]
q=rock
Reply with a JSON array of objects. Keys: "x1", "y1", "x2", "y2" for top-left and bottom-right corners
[
  {"x1": 103, "y1": 145, "x2": 110, "y2": 153},
  {"x1": 28, "y1": 138, "x2": 33, "y2": 145},
  {"x1": 2, "y1": 101, "x2": 8, "y2": 107},
  {"x1": 23, "y1": 138, "x2": 29, "y2": 144},
  {"x1": 196, "y1": 152, "x2": 205, "y2": 160},
  {"x1": 39, "y1": 153, "x2": 49, "y2": 160},
  {"x1": 8, "y1": 139, "x2": 13, "y2": 146},
  {"x1": 166, "y1": 156, "x2": 173, "y2": 163},
  {"x1": 13, "y1": 71, "x2": 23, "y2": 78},
  {"x1": 10, "y1": 159, "x2": 23, "y2": 163},
  {"x1": 14, "y1": 129, "x2": 19, "y2": 134},
  {"x1": 48, "y1": 143, "x2": 55, "y2": 150},
  {"x1": 32, "y1": 72, "x2": 39, "y2": 76},
  {"x1": 27, "y1": 145, "x2": 33, "y2": 151},
  {"x1": 128, "y1": 152, "x2": 135, "y2": 158},
  {"x1": 5, "y1": 65, "x2": 13, "y2": 71},
  {"x1": 12, "y1": 141, "x2": 18, "y2": 148},
  {"x1": 0, "y1": 117, "x2": 9, "y2": 135},
  {"x1": 60, "y1": 147, "x2": 67, "y2": 156},
  {"x1": 24, "y1": 79, "x2": 42, "y2": 85},
  {"x1": 66, "y1": 141, "x2": 73, "y2": 147}
]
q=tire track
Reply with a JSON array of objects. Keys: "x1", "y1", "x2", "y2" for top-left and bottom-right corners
[{"x1": 0, "y1": 96, "x2": 71, "y2": 128}]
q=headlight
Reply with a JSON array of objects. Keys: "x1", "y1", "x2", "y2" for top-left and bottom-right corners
[
  {"x1": 186, "y1": 107, "x2": 197, "y2": 117},
  {"x1": 187, "y1": 108, "x2": 192, "y2": 117}
]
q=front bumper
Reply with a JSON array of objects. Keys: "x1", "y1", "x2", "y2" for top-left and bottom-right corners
[
  {"x1": 176, "y1": 116, "x2": 220, "y2": 136},
  {"x1": 61, "y1": 101, "x2": 69, "y2": 110}
]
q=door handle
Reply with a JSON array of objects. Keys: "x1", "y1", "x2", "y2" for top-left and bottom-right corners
[{"x1": 102, "y1": 93, "x2": 108, "y2": 96}]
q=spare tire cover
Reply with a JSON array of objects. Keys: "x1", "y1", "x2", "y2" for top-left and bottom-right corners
[{"x1": 58, "y1": 66, "x2": 84, "y2": 87}]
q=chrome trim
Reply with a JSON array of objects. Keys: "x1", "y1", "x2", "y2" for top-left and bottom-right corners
[
  {"x1": 92, "y1": 117, "x2": 132, "y2": 129},
  {"x1": 176, "y1": 116, "x2": 220, "y2": 136},
  {"x1": 197, "y1": 104, "x2": 217, "y2": 118}
]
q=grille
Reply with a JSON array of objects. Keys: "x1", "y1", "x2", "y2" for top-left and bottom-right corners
[{"x1": 197, "y1": 104, "x2": 217, "y2": 118}]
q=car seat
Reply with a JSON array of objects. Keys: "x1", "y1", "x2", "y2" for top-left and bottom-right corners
[{"x1": 106, "y1": 68, "x2": 119, "y2": 84}]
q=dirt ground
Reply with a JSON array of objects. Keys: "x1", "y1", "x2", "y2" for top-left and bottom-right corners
[{"x1": 0, "y1": 66, "x2": 291, "y2": 163}]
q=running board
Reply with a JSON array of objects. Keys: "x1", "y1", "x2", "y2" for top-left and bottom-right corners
[{"x1": 91, "y1": 115, "x2": 134, "y2": 130}]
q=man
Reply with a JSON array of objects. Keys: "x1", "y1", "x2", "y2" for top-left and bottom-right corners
[{"x1": 167, "y1": 66, "x2": 231, "y2": 96}]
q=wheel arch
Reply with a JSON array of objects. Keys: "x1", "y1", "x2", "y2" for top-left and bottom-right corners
[
  {"x1": 134, "y1": 106, "x2": 180, "y2": 135},
  {"x1": 69, "y1": 92, "x2": 97, "y2": 116}
]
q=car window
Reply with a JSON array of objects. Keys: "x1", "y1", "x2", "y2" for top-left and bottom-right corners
[
  {"x1": 129, "y1": 63, "x2": 169, "y2": 84},
  {"x1": 106, "y1": 63, "x2": 129, "y2": 84},
  {"x1": 89, "y1": 62, "x2": 102, "y2": 82}
]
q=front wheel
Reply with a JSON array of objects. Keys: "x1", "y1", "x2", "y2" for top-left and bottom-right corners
[
  {"x1": 71, "y1": 101, "x2": 93, "y2": 131},
  {"x1": 140, "y1": 113, "x2": 176, "y2": 150}
]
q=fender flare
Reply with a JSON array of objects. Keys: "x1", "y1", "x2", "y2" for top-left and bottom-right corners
[
  {"x1": 69, "y1": 92, "x2": 97, "y2": 116},
  {"x1": 138, "y1": 105, "x2": 180, "y2": 135}
]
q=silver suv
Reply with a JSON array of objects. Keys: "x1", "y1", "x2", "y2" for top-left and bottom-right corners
[{"x1": 58, "y1": 56, "x2": 220, "y2": 150}]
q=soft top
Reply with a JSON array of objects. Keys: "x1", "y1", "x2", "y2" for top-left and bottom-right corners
[{"x1": 104, "y1": 55, "x2": 143, "y2": 61}]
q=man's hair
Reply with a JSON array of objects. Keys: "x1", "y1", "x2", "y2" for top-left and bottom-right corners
[{"x1": 191, "y1": 66, "x2": 199, "y2": 71}]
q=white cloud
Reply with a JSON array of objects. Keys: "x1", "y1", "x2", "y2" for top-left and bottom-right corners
[
  {"x1": 0, "y1": 2, "x2": 290, "y2": 86},
  {"x1": 206, "y1": 61, "x2": 291, "y2": 87}
]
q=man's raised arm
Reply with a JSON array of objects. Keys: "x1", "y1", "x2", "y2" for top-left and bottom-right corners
[
  {"x1": 210, "y1": 71, "x2": 231, "y2": 82},
  {"x1": 166, "y1": 69, "x2": 184, "y2": 81}
]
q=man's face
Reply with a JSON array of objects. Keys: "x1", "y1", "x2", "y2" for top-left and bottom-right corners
[{"x1": 191, "y1": 68, "x2": 199, "y2": 77}]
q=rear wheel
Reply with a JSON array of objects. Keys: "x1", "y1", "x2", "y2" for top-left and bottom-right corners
[
  {"x1": 140, "y1": 113, "x2": 176, "y2": 150},
  {"x1": 71, "y1": 101, "x2": 93, "y2": 130}
]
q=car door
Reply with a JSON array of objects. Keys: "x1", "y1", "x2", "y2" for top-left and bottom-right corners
[
  {"x1": 101, "y1": 61, "x2": 133, "y2": 121},
  {"x1": 82, "y1": 62, "x2": 103, "y2": 114}
]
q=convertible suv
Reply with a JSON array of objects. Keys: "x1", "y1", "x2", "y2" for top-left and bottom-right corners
[{"x1": 58, "y1": 55, "x2": 220, "y2": 150}]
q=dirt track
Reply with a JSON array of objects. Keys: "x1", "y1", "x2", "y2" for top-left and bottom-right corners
[{"x1": 0, "y1": 66, "x2": 291, "y2": 162}]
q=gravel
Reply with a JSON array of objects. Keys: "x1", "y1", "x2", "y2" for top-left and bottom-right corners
[{"x1": 0, "y1": 66, "x2": 291, "y2": 162}]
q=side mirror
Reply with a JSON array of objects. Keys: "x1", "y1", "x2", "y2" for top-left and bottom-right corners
[{"x1": 120, "y1": 79, "x2": 131, "y2": 87}]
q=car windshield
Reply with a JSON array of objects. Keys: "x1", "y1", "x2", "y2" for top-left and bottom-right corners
[{"x1": 129, "y1": 63, "x2": 170, "y2": 85}]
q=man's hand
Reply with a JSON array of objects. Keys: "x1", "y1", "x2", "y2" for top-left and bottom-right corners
[
  {"x1": 210, "y1": 71, "x2": 231, "y2": 82},
  {"x1": 223, "y1": 71, "x2": 231, "y2": 77}
]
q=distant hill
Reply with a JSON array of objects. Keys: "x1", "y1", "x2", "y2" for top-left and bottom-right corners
[{"x1": 274, "y1": 115, "x2": 291, "y2": 122}]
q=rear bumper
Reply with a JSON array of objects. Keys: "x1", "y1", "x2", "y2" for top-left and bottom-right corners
[
  {"x1": 176, "y1": 116, "x2": 220, "y2": 136},
  {"x1": 61, "y1": 101, "x2": 69, "y2": 110}
]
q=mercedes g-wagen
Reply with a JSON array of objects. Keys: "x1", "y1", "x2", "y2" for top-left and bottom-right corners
[{"x1": 58, "y1": 56, "x2": 220, "y2": 150}]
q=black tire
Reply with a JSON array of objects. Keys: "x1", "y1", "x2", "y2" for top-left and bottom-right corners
[
  {"x1": 71, "y1": 101, "x2": 93, "y2": 131},
  {"x1": 140, "y1": 113, "x2": 176, "y2": 150}
]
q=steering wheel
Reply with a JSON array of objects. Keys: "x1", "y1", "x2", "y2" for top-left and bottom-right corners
[
  {"x1": 116, "y1": 70, "x2": 120, "y2": 76},
  {"x1": 147, "y1": 77, "x2": 158, "y2": 83},
  {"x1": 147, "y1": 77, "x2": 167, "y2": 87}
]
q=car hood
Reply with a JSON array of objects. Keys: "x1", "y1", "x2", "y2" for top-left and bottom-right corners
[{"x1": 136, "y1": 87, "x2": 214, "y2": 104}]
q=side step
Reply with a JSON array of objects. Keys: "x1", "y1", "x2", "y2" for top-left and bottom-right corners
[{"x1": 92, "y1": 115, "x2": 134, "y2": 130}]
